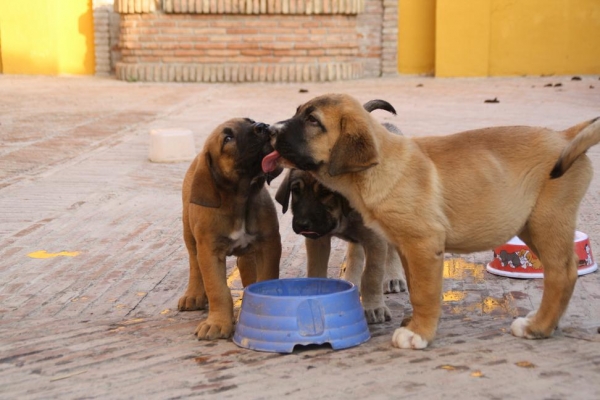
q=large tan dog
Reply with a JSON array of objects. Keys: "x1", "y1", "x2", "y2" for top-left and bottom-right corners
[
  {"x1": 273, "y1": 100, "x2": 406, "y2": 324},
  {"x1": 262, "y1": 93, "x2": 600, "y2": 349},
  {"x1": 180, "y1": 118, "x2": 282, "y2": 340}
]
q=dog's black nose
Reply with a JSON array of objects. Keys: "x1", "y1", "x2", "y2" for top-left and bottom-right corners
[
  {"x1": 294, "y1": 219, "x2": 312, "y2": 232},
  {"x1": 254, "y1": 122, "x2": 269, "y2": 134}
]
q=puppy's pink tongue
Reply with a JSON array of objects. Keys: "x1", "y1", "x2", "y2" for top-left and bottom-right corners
[{"x1": 262, "y1": 150, "x2": 281, "y2": 173}]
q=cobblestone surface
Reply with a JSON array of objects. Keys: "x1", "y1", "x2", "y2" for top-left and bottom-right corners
[{"x1": 1, "y1": 74, "x2": 599, "y2": 399}]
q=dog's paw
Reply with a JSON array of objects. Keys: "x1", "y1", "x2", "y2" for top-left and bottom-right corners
[
  {"x1": 511, "y1": 317, "x2": 533, "y2": 338},
  {"x1": 383, "y1": 278, "x2": 407, "y2": 294},
  {"x1": 510, "y1": 317, "x2": 535, "y2": 339},
  {"x1": 511, "y1": 311, "x2": 542, "y2": 339},
  {"x1": 364, "y1": 305, "x2": 392, "y2": 324},
  {"x1": 391, "y1": 327, "x2": 428, "y2": 349},
  {"x1": 194, "y1": 319, "x2": 234, "y2": 340},
  {"x1": 178, "y1": 293, "x2": 207, "y2": 311}
]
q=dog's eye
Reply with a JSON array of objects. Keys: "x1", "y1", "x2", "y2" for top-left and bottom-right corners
[
  {"x1": 319, "y1": 188, "x2": 334, "y2": 199},
  {"x1": 222, "y1": 128, "x2": 235, "y2": 146},
  {"x1": 307, "y1": 115, "x2": 319, "y2": 126},
  {"x1": 291, "y1": 184, "x2": 302, "y2": 196}
]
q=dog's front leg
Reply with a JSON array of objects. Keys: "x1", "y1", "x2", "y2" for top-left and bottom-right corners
[
  {"x1": 305, "y1": 236, "x2": 331, "y2": 278},
  {"x1": 392, "y1": 238, "x2": 444, "y2": 349},
  {"x1": 194, "y1": 248, "x2": 234, "y2": 340},
  {"x1": 361, "y1": 238, "x2": 391, "y2": 324},
  {"x1": 237, "y1": 254, "x2": 258, "y2": 287},
  {"x1": 343, "y1": 243, "x2": 365, "y2": 288}
]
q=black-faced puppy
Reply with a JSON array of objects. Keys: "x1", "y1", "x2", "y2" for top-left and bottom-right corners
[
  {"x1": 275, "y1": 168, "x2": 406, "y2": 323},
  {"x1": 180, "y1": 118, "x2": 282, "y2": 340},
  {"x1": 263, "y1": 93, "x2": 600, "y2": 349}
]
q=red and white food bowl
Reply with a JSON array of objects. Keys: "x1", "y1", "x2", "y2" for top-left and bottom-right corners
[{"x1": 487, "y1": 231, "x2": 597, "y2": 279}]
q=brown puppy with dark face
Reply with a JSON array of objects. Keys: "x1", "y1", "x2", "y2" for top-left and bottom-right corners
[
  {"x1": 263, "y1": 93, "x2": 600, "y2": 349},
  {"x1": 180, "y1": 118, "x2": 282, "y2": 340},
  {"x1": 275, "y1": 168, "x2": 406, "y2": 324}
]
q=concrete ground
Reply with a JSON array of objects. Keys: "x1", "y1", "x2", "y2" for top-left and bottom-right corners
[{"x1": 1, "y1": 74, "x2": 599, "y2": 399}]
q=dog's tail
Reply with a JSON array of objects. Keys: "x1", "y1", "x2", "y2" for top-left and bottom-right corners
[
  {"x1": 363, "y1": 100, "x2": 403, "y2": 135},
  {"x1": 550, "y1": 117, "x2": 600, "y2": 179},
  {"x1": 363, "y1": 99, "x2": 397, "y2": 115}
]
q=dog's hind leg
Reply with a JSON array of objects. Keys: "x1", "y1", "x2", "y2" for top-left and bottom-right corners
[
  {"x1": 178, "y1": 219, "x2": 207, "y2": 311},
  {"x1": 512, "y1": 230, "x2": 578, "y2": 339},
  {"x1": 511, "y1": 165, "x2": 591, "y2": 338},
  {"x1": 383, "y1": 244, "x2": 407, "y2": 293},
  {"x1": 511, "y1": 222, "x2": 579, "y2": 339}
]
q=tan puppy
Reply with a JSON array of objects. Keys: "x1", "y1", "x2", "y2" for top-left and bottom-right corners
[
  {"x1": 274, "y1": 100, "x2": 406, "y2": 324},
  {"x1": 262, "y1": 93, "x2": 600, "y2": 349},
  {"x1": 180, "y1": 118, "x2": 282, "y2": 340}
]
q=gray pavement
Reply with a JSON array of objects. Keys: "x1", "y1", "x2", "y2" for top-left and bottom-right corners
[{"x1": 1, "y1": 74, "x2": 600, "y2": 399}]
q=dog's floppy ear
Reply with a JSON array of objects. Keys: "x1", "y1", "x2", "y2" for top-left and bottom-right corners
[
  {"x1": 190, "y1": 152, "x2": 222, "y2": 208},
  {"x1": 328, "y1": 115, "x2": 378, "y2": 176},
  {"x1": 274, "y1": 169, "x2": 292, "y2": 214}
]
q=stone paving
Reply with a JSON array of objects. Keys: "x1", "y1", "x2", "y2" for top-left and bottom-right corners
[{"x1": 0, "y1": 74, "x2": 599, "y2": 399}]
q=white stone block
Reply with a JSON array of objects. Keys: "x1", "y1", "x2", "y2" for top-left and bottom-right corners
[{"x1": 148, "y1": 128, "x2": 196, "y2": 163}]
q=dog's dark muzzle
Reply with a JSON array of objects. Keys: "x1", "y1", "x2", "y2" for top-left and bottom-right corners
[
  {"x1": 253, "y1": 122, "x2": 270, "y2": 137},
  {"x1": 253, "y1": 122, "x2": 284, "y2": 183}
]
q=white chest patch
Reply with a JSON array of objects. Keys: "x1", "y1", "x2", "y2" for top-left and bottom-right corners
[{"x1": 228, "y1": 226, "x2": 256, "y2": 253}]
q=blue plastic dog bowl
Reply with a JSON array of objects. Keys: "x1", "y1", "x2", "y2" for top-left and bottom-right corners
[{"x1": 233, "y1": 278, "x2": 370, "y2": 353}]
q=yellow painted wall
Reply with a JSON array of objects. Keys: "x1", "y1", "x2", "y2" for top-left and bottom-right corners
[
  {"x1": 398, "y1": 0, "x2": 436, "y2": 75},
  {"x1": 488, "y1": 0, "x2": 600, "y2": 76},
  {"x1": 400, "y1": 0, "x2": 600, "y2": 77},
  {"x1": 436, "y1": 0, "x2": 491, "y2": 77},
  {"x1": 0, "y1": 0, "x2": 95, "y2": 75}
]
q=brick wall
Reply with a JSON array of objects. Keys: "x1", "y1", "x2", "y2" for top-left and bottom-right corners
[
  {"x1": 112, "y1": 0, "x2": 397, "y2": 82},
  {"x1": 381, "y1": 0, "x2": 398, "y2": 75},
  {"x1": 357, "y1": 0, "x2": 383, "y2": 77},
  {"x1": 93, "y1": 0, "x2": 121, "y2": 75}
]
